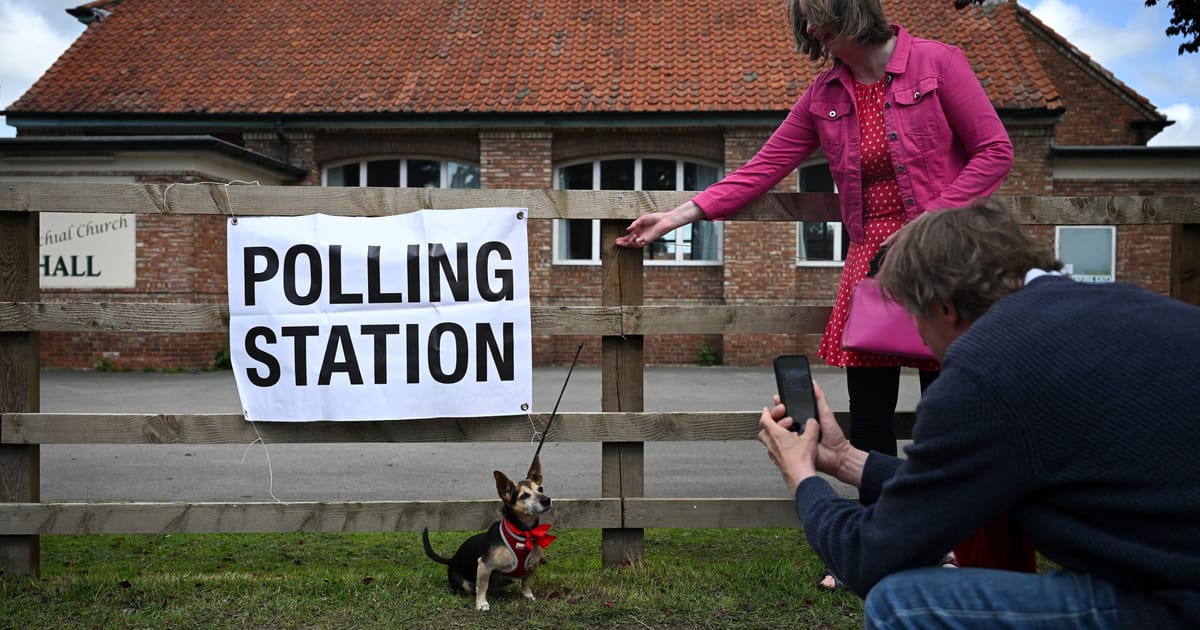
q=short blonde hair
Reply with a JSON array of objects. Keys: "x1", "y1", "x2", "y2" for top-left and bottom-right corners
[
  {"x1": 877, "y1": 199, "x2": 1063, "y2": 322},
  {"x1": 787, "y1": 0, "x2": 893, "y2": 62}
]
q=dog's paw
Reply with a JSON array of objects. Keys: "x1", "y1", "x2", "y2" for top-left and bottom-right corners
[
  {"x1": 476, "y1": 601, "x2": 490, "y2": 612},
  {"x1": 523, "y1": 592, "x2": 537, "y2": 602}
]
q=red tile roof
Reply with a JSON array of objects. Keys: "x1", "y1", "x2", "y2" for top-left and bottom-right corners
[{"x1": 10, "y1": 0, "x2": 1064, "y2": 116}]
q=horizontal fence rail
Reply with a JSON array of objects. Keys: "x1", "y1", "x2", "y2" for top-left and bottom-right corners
[
  {"x1": 2, "y1": 182, "x2": 1199, "y2": 576},
  {"x1": 4, "y1": 182, "x2": 1200, "y2": 223},
  {"x1": 0, "y1": 411, "x2": 912, "y2": 445},
  {"x1": 0, "y1": 499, "x2": 626, "y2": 535},
  {"x1": 0, "y1": 497, "x2": 802, "y2": 536},
  {"x1": 0, "y1": 303, "x2": 834, "y2": 335}
]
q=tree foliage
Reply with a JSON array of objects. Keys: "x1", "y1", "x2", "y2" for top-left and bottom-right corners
[
  {"x1": 955, "y1": 0, "x2": 1199, "y2": 54},
  {"x1": 1147, "y1": 0, "x2": 1200, "y2": 53}
]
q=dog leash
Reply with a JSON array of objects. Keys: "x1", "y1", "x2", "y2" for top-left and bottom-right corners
[
  {"x1": 531, "y1": 340, "x2": 582, "y2": 468},
  {"x1": 530, "y1": 242, "x2": 625, "y2": 470}
]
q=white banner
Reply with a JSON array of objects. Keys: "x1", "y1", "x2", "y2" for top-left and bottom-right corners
[{"x1": 227, "y1": 210, "x2": 532, "y2": 421}]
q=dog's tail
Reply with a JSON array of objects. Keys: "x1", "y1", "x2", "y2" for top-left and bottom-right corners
[{"x1": 420, "y1": 527, "x2": 451, "y2": 565}]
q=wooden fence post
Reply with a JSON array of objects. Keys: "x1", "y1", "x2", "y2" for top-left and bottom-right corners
[
  {"x1": 0, "y1": 211, "x2": 41, "y2": 576},
  {"x1": 599, "y1": 221, "x2": 645, "y2": 567}
]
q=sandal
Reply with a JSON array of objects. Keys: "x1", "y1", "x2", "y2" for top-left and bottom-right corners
[{"x1": 818, "y1": 571, "x2": 844, "y2": 591}]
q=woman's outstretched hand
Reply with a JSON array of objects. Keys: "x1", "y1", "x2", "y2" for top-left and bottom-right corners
[{"x1": 615, "y1": 201, "x2": 705, "y2": 248}]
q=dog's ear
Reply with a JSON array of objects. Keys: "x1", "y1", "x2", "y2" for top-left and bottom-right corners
[
  {"x1": 526, "y1": 455, "x2": 543, "y2": 485},
  {"x1": 494, "y1": 470, "x2": 515, "y2": 501}
]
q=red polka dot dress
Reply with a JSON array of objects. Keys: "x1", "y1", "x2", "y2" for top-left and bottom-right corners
[{"x1": 817, "y1": 79, "x2": 940, "y2": 371}]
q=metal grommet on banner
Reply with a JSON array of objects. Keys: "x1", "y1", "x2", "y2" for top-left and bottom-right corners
[
  {"x1": 221, "y1": 180, "x2": 261, "y2": 225},
  {"x1": 516, "y1": 211, "x2": 525, "y2": 221},
  {"x1": 227, "y1": 186, "x2": 239, "y2": 225}
]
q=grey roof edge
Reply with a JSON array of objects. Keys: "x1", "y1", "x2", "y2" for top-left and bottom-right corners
[
  {"x1": 3, "y1": 110, "x2": 800, "y2": 131},
  {"x1": 1052, "y1": 144, "x2": 1200, "y2": 157},
  {"x1": 5, "y1": 105, "x2": 1065, "y2": 134},
  {"x1": 0, "y1": 134, "x2": 307, "y2": 180}
]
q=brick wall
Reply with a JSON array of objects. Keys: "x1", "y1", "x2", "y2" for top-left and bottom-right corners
[
  {"x1": 31, "y1": 123, "x2": 1192, "y2": 370},
  {"x1": 478, "y1": 131, "x2": 579, "y2": 364},
  {"x1": 1051, "y1": 177, "x2": 1200, "y2": 296},
  {"x1": 480, "y1": 130, "x2": 553, "y2": 190},
  {"x1": 37, "y1": 171, "x2": 230, "y2": 370},
  {"x1": 246, "y1": 130, "x2": 320, "y2": 185},
  {"x1": 644, "y1": 265, "x2": 727, "y2": 365},
  {"x1": 1024, "y1": 29, "x2": 1157, "y2": 145},
  {"x1": 553, "y1": 128, "x2": 725, "y2": 164},
  {"x1": 1003, "y1": 124, "x2": 1055, "y2": 196},
  {"x1": 315, "y1": 131, "x2": 480, "y2": 167},
  {"x1": 1054, "y1": 179, "x2": 1200, "y2": 197},
  {"x1": 713, "y1": 129, "x2": 804, "y2": 365},
  {"x1": 37, "y1": 208, "x2": 229, "y2": 369}
]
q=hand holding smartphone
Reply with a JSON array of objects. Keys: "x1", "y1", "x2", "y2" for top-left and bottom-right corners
[{"x1": 772, "y1": 354, "x2": 820, "y2": 436}]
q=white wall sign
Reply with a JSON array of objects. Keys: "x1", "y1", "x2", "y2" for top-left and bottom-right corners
[
  {"x1": 227, "y1": 210, "x2": 532, "y2": 421},
  {"x1": 38, "y1": 213, "x2": 137, "y2": 288}
]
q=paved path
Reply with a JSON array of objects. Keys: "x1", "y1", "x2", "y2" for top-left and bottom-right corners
[{"x1": 37, "y1": 366, "x2": 922, "y2": 503}]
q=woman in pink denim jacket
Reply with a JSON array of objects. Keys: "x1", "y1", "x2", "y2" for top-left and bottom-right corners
[
  {"x1": 686, "y1": 19, "x2": 1013, "y2": 241},
  {"x1": 617, "y1": 0, "x2": 1018, "y2": 589}
]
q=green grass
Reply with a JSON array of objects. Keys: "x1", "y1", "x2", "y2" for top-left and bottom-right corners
[{"x1": 1, "y1": 529, "x2": 865, "y2": 629}]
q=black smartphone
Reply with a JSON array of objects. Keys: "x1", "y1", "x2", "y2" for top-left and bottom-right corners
[{"x1": 773, "y1": 354, "x2": 819, "y2": 434}]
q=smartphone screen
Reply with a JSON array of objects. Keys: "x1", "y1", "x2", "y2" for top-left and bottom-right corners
[{"x1": 773, "y1": 354, "x2": 819, "y2": 434}]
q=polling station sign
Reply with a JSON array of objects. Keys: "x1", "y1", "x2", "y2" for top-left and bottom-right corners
[{"x1": 226, "y1": 210, "x2": 532, "y2": 421}]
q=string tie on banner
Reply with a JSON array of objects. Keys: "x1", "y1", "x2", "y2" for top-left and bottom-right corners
[
  {"x1": 240, "y1": 421, "x2": 282, "y2": 503},
  {"x1": 162, "y1": 180, "x2": 260, "y2": 224}
]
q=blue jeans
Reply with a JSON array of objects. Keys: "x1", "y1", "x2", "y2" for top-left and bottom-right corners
[{"x1": 865, "y1": 567, "x2": 1120, "y2": 629}]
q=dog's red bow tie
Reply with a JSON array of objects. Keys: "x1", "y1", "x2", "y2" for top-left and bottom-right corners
[{"x1": 502, "y1": 520, "x2": 557, "y2": 550}]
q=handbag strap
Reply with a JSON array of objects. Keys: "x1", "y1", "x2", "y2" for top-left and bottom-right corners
[{"x1": 867, "y1": 244, "x2": 891, "y2": 278}]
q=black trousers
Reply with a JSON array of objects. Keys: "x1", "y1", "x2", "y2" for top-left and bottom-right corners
[{"x1": 845, "y1": 366, "x2": 938, "y2": 458}]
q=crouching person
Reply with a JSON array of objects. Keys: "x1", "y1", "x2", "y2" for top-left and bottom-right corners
[{"x1": 757, "y1": 198, "x2": 1200, "y2": 629}]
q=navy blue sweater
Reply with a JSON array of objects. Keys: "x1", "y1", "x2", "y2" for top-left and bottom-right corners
[{"x1": 795, "y1": 276, "x2": 1200, "y2": 628}]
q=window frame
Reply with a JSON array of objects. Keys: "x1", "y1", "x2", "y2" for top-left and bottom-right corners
[
  {"x1": 795, "y1": 158, "x2": 847, "y2": 268},
  {"x1": 552, "y1": 156, "x2": 724, "y2": 266},
  {"x1": 1055, "y1": 225, "x2": 1117, "y2": 283},
  {"x1": 320, "y1": 156, "x2": 481, "y2": 189}
]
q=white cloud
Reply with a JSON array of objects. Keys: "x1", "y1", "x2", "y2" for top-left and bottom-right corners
[
  {"x1": 0, "y1": 1, "x2": 84, "y2": 136},
  {"x1": 1151, "y1": 103, "x2": 1198, "y2": 146},
  {"x1": 0, "y1": 1, "x2": 81, "y2": 107},
  {"x1": 1026, "y1": 0, "x2": 1162, "y2": 68},
  {"x1": 1027, "y1": 0, "x2": 1200, "y2": 146}
]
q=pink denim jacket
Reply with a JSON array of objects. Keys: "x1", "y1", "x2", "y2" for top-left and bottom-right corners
[{"x1": 692, "y1": 25, "x2": 1013, "y2": 243}]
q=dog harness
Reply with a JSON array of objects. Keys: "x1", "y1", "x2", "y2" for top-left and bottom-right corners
[{"x1": 499, "y1": 518, "x2": 556, "y2": 578}]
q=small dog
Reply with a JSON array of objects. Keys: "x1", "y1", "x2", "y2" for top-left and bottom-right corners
[{"x1": 421, "y1": 455, "x2": 555, "y2": 611}]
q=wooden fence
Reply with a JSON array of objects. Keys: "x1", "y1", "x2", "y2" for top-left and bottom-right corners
[{"x1": 2, "y1": 182, "x2": 1198, "y2": 576}]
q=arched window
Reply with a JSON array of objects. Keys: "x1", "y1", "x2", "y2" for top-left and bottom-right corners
[
  {"x1": 554, "y1": 157, "x2": 722, "y2": 265},
  {"x1": 322, "y1": 158, "x2": 480, "y2": 189}
]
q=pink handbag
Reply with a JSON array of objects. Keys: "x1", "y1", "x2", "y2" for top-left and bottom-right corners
[{"x1": 840, "y1": 249, "x2": 935, "y2": 360}]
